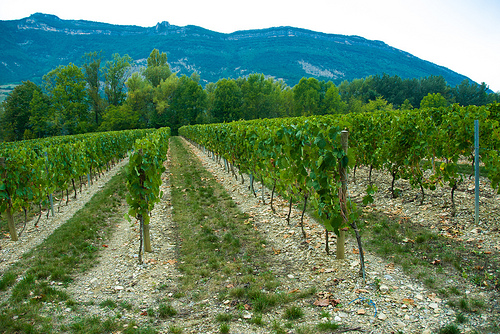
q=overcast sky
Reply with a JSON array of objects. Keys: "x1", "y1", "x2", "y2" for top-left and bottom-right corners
[{"x1": 1, "y1": 0, "x2": 499, "y2": 92}]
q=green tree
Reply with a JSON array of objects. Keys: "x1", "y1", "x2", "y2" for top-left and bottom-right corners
[
  {"x1": 452, "y1": 79, "x2": 489, "y2": 106},
  {"x1": 362, "y1": 96, "x2": 393, "y2": 113},
  {"x1": 0, "y1": 81, "x2": 41, "y2": 141},
  {"x1": 82, "y1": 51, "x2": 104, "y2": 126},
  {"x1": 420, "y1": 92, "x2": 447, "y2": 109},
  {"x1": 203, "y1": 82, "x2": 217, "y2": 123},
  {"x1": 240, "y1": 73, "x2": 275, "y2": 119},
  {"x1": 104, "y1": 53, "x2": 132, "y2": 106},
  {"x1": 170, "y1": 75, "x2": 207, "y2": 132},
  {"x1": 28, "y1": 90, "x2": 52, "y2": 138},
  {"x1": 153, "y1": 74, "x2": 179, "y2": 128},
  {"x1": 125, "y1": 72, "x2": 154, "y2": 128},
  {"x1": 293, "y1": 77, "x2": 321, "y2": 116},
  {"x1": 420, "y1": 75, "x2": 451, "y2": 102},
  {"x1": 338, "y1": 76, "x2": 377, "y2": 104},
  {"x1": 98, "y1": 104, "x2": 140, "y2": 131},
  {"x1": 144, "y1": 49, "x2": 172, "y2": 87},
  {"x1": 44, "y1": 63, "x2": 90, "y2": 135},
  {"x1": 400, "y1": 99, "x2": 414, "y2": 110},
  {"x1": 323, "y1": 84, "x2": 347, "y2": 114},
  {"x1": 212, "y1": 78, "x2": 243, "y2": 122}
]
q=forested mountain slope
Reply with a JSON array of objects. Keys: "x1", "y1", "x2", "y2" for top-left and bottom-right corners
[{"x1": 0, "y1": 13, "x2": 473, "y2": 87}]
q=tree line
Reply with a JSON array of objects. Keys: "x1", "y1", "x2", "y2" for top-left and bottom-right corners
[{"x1": 1, "y1": 49, "x2": 499, "y2": 141}]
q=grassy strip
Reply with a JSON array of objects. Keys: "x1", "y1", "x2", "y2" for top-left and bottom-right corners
[
  {"x1": 169, "y1": 137, "x2": 315, "y2": 328},
  {"x1": 0, "y1": 168, "x2": 147, "y2": 334},
  {"x1": 359, "y1": 210, "x2": 500, "y2": 332},
  {"x1": 360, "y1": 211, "x2": 499, "y2": 292}
]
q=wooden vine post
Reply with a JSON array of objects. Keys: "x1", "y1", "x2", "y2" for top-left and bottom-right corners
[
  {"x1": 138, "y1": 149, "x2": 152, "y2": 254},
  {"x1": 1, "y1": 157, "x2": 19, "y2": 241},
  {"x1": 336, "y1": 131, "x2": 348, "y2": 259}
]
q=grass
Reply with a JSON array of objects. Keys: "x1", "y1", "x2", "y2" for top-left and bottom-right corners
[
  {"x1": 100, "y1": 299, "x2": 117, "y2": 309},
  {"x1": 168, "y1": 137, "x2": 321, "y2": 331},
  {"x1": 359, "y1": 209, "x2": 500, "y2": 331},
  {"x1": 0, "y1": 168, "x2": 138, "y2": 333},
  {"x1": 283, "y1": 306, "x2": 304, "y2": 320},
  {"x1": 360, "y1": 210, "x2": 500, "y2": 292},
  {"x1": 216, "y1": 313, "x2": 233, "y2": 323},
  {"x1": 169, "y1": 137, "x2": 268, "y2": 294},
  {"x1": 169, "y1": 137, "x2": 316, "y2": 319},
  {"x1": 438, "y1": 323, "x2": 460, "y2": 334},
  {"x1": 158, "y1": 303, "x2": 177, "y2": 318},
  {"x1": 219, "y1": 323, "x2": 230, "y2": 334},
  {"x1": 316, "y1": 321, "x2": 340, "y2": 331}
]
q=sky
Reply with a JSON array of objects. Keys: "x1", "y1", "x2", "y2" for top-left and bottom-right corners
[{"x1": 1, "y1": 0, "x2": 499, "y2": 92}]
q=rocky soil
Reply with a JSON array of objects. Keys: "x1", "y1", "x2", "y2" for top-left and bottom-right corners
[{"x1": 1, "y1": 138, "x2": 499, "y2": 333}]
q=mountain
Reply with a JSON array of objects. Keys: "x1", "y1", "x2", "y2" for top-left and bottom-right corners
[{"x1": 0, "y1": 13, "x2": 473, "y2": 87}]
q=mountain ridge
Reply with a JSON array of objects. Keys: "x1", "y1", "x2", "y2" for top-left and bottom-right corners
[{"x1": 0, "y1": 13, "x2": 473, "y2": 87}]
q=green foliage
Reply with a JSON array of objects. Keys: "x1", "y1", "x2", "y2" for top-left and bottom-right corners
[
  {"x1": 0, "y1": 129, "x2": 150, "y2": 240},
  {"x1": 144, "y1": 49, "x2": 172, "y2": 87},
  {"x1": 179, "y1": 117, "x2": 352, "y2": 240},
  {"x1": 453, "y1": 79, "x2": 489, "y2": 107},
  {"x1": 0, "y1": 81, "x2": 42, "y2": 141},
  {"x1": 82, "y1": 51, "x2": 104, "y2": 125},
  {"x1": 212, "y1": 78, "x2": 243, "y2": 123},
  {"x1": 158, "y1": 304, "x2": 177, "y2": 318},
  {"x1": 420, "y1": 92, "x2": 448, "y2": 109},
  {"x1": 99, "y1": 104, "x2": 141, "y2": 131},
  {"x1": 104, "y1": 53, "x2": 132, "y2": 106},
  {"x1": 438, "y1": 323, "x2": 460, "y2": 334},
  {"x1": 126, "y1": 127, "x2": 170, "y2": 224},
  {"x1": 283, "y1": 306, "x2": 304, "y2": 320},
  {"x1": 44, "y1": 63, "x2": 90, "y2": 135}
]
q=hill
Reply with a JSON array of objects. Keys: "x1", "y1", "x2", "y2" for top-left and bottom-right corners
[{"x1": 0, "y1": 13, "x2": 473, "y2": 87}]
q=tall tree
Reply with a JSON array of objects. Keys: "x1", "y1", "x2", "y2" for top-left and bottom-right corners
[
  {"x1": 212, "y1": 78, "x2": 242, "y2": 123},
  {"x1": 170, "y1": 75, "x2": 207, "y2": 132},
  {"x1": 452, "y1": 79, "x2": 489, "y2": 106},
  {"x1": 153, "y1": 74, "x2": 179, "y2": 128},
  {"x1": 98, "y1": 104, "x2": 140, "y2": 131},
  {"x1": 293, "y1": 77, "x2": 321, "y2": 116},
  {"x1": 144, "y1": 49, "x2": 172, "y2": 87},
  {"x1": 240, "y1": 73, "x2": 275, "y2": 119},
  {"x1": 0, "y1": 81, "x2": 41, "y2": 141},
  {"x1": 44, "y1": 63, "x2": 89, "y2": 135},
  {"x1": 82, "y1": 51, "x2": 104, "y2": 126},
  {"x1": 420, "y1": 75, "x2": 451, "y2": 102},
  {"x1": 104, "y1": 53, "x2": 132, "y2": 106},
  {"x1": 28, "y1": 90, "x2": 52, "y2": 138},
  {"x1": 125, "y1": 72, "x2": 154, "y2": 128},
  {"x1": 323, "y1": 84, "x2": 347, "y2": 114}
]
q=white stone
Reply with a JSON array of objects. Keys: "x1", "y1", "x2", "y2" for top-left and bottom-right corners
[
  {"x1": 379, "y1": 284, "x2": 389, "y2": 293},
  {"x1": 377, "y1": 313, "x2": 387, "y2": 321},
  {"x1": 242, "y1": 311, "x2": 252, "y2": 319},
  {"x1": 429, "y1": 302, "x2": 439, "y2": 309},
  {"x1": 334, "y1": 315, "x2": 342, "y2": 322}
]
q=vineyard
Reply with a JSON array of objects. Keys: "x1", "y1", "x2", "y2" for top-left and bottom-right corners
[
  {"x1": 0, "y1": 103, "x2": 499, "y2": 333},
  {"x1": 180, "y1": 102, "x2": 500, "y2": 242}
]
